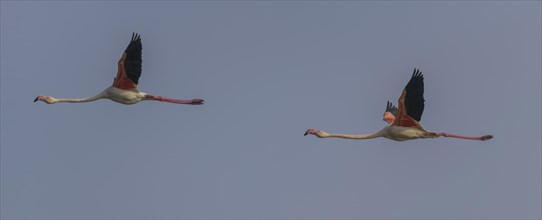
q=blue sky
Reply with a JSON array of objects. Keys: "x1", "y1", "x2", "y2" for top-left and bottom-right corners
[{"x1": 1, "y1": 1, "x2": 541, "y2": 219}]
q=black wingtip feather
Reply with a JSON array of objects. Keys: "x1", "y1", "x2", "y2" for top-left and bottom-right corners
[
  {"x1": 404, "y1": 68, "x2": 425, "y2": 121},
  {"x1": 131, "y1": 32, "x2": 141, "y2": 42},
  {"x1": 385, "y1": 101, "x2": 399, "y2": 116},
  {"x1": 124, "y1": 33, "x2": 142, "y2": 85},
  {"x1": 412, "y1": 68, "x2": 423, "y2": 78}
]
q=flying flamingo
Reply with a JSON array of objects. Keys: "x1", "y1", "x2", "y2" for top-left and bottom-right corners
[
  {"x1": 34, "y1": 33, "x2": 204, "y2": 105},
  {"x1": 304, "y1": 69, "x2": 493, "y2": 141}
]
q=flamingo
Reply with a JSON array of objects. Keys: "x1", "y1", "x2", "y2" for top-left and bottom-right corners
[
  {"x1": 34, "y1": 33, "x2": 204, "y2": 105},
  {"x1": 304, "y1": 69, "x2": 493, "y2": 141}
]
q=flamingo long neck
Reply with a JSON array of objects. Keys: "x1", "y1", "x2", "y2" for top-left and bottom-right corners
[
  {"x1": 323, "y1": 132, "x2": 382, "y2": 139},
  {"x1": 53, "y1": 93, "x2": 105, "y2": 103}
]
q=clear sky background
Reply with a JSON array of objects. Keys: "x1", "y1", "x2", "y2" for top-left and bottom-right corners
[{"x1": 1, "y1": 1, "x2": 541, "y2": 219}]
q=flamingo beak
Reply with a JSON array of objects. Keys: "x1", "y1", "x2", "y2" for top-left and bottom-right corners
[
  {"x1": 304, "y1": 129, "x2": 316, "y2": 136},
  {"x1": 34, "y1": 96, "x2": 39, "y2": 102}
]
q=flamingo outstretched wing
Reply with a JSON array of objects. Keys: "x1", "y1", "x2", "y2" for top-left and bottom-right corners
[
  {"x1": 392, "y1": 68, "x2": 425, "y2": 128},
  {"x1": 113, "y1": 33, "x2": 142, "y2": 90},
  {"x1": 383, "y1": 101, "x2": 398, "y2": 124}
]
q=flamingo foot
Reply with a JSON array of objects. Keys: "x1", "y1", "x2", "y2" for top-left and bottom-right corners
[
  {"x1": 481, "y1": 135, "x2": 493, "y2": 141},
  {"x1": 191, "y1": 99, "x2": 204, "y2": 105}
]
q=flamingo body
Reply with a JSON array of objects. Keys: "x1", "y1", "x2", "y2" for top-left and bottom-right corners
[
  {"x1": 380, "y1": 125, "x2": 435, "y2": 141},
  {"x1": 104, "y1": 87, "x2": 147, "y2": 105},
  {"x1": 35, "y1": 33, "x2": 203, "y2": 106},
  {"x1": 305, "y1": 69, "x2": 493, "y2": 142}
]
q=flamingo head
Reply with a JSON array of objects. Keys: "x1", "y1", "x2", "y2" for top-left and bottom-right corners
[
  {"x1": 34, "y1": 96, "x2": 55, "y2": 104},
  {"x1": 304, "y1": 128, "x2": 323, "y2": 137}
]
